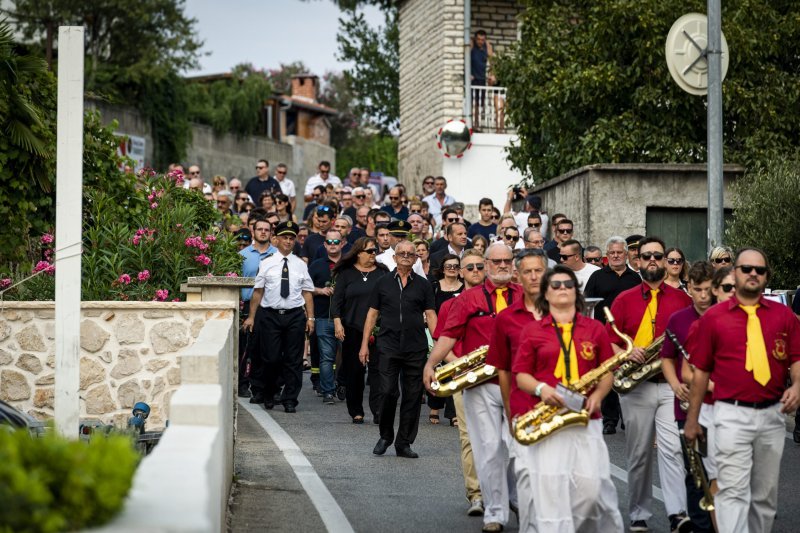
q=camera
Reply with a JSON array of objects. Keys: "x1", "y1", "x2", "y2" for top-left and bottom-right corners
[{"x1": 512, "y1": 186, "x2": 524, "y2": 201}]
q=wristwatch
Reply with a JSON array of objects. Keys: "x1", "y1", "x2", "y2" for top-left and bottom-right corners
[
  {"x1": 534, "y1": 382, "x2": 546, "y2": 398},
  {"x1": 307, "y1": 317, "x2": 315, "y2": 321}
]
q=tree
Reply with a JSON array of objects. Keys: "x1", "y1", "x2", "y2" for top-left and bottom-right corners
[{"x1": 493, "y1": 0, "x2": 800, "y2": 182}]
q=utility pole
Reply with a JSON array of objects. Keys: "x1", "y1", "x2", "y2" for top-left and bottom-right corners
[{"x1": 707, "y1": 0, "x2": 724, "y2": 251}]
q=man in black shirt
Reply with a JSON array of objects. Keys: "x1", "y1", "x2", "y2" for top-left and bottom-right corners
[
  {"x1": 301, "y1": 205, "x2": 334, "y2": 261},
  {"x1": 583, "y1": 235, "x2": 642, "y2": 434},
  {"x1": 361, "y1": 240, "x2": 437, "y2": 458},
  {"x1": 245, "y1": 159, "x2": 282, "y2": 205}
]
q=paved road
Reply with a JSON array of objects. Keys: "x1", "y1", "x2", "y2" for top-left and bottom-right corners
[{"x1": 229, "y1": 376, "x2": 800, "y2": 533}]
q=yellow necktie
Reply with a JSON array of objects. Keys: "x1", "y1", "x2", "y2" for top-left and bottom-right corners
[
  {"x1": 495, "y1": 288, "x2": 508, "y2": 313},
  {"x1": 633, "y1": 289, "x2": 659, "y2": 347},
  {"x1": 739, "y1": 305, "x2": 771, "y2": 386},
  {"x1": 554, "y1": 322, "x2": 580, "y2": 386}
]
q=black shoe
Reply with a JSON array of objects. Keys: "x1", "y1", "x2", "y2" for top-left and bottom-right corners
[
  {"x1": 238, "y1": 387, "x2": 252, "y2": 398},
  {"x1": 323, "y1": 394, "x2": 335, "y2": 405},
  {"x1": 669, "y1": 513, "x2": 691, "y2": 533},
  {"x1": 793, "y1": 426, "x2": 800, "y2": 444},
  {"x1": 395, "y1": 445, "x2": 419, "y2": 458},
  {"x1": 373, "y1": 417, "x2": 380, "y2": 425},
  {"x1": 336, "y1": 384, "x2": 346, "y2": 401},
  {"x1": 273, "y1": 393, "x2": 282, "y2": 403},
  {"x1": 603, "y1": 422, "x2": 617, "y2": 435},
  {"x1": 630, "y1": 520, "x2": 648, "y2": 532},
  {"x1": 264, "y1": 401, "x2": 274, "y2": 410},
  {"x1": 284, "y1": 405, "x2": 297, "y2": 413},
  {"x1": 249, "y1": 394, "x2": 264, "y2": 404},
  {"x1": 373, "y1": 438, "x2": 391, "y2": 455}
]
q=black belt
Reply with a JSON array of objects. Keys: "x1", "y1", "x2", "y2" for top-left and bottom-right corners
[
  {"x1": 648, "y1": 376, "x2": 668, "y2": 384},
  {"x1": 263, "y1": 306, "x2": 303, "y2": 315},
  {"x1": 718, "y1": 398, "x2": 780, "y2": 410}
]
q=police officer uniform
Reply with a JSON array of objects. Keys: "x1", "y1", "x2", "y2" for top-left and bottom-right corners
[{"x1": 253, "y1": 221, "x2": 314, "y2": 412}]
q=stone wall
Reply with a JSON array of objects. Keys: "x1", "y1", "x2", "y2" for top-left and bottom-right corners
[
  {"x1": 0, "y1": 301, "x2": 235, "y2": 429},
  {"x1": 471, "y1": 0, "x2": 523, "y2": 57}
]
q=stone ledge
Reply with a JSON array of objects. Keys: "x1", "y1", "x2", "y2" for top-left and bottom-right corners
[
  {"x1": 170, "y1": 384, "x2": 222, "y2": 426},
  {"x1": 186, "y1": 276, "x2": 255, "y2": 288},
  {"x1": 0, "y1": 301, "x2": 236, "y2": 310}
]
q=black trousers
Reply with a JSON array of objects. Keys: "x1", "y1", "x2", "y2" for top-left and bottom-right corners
[
  {"x1": 601, "y1": 389, "x2": 621, "y2": 426},
  {"x1": 676, "y1": 420, "x2": 714, "y2": 532},
  {"x1": 378, "y1": 348, "x2": 426, "y2": 447},
  {"x1": 246, "y1": 306, "x2": 267, "y2": 395},
  {"x1": 426, "y1": 392, "x2": 456, "y2": 420},
  {"x1": 309, "y1": 330, "x2": 320, "y2": 389},
  {"x1": 257, "y1": 306, "x2": 306, "y2": 407},
  {"x1": 341, "y1": 325, "x2": 382, "y2": 418}
]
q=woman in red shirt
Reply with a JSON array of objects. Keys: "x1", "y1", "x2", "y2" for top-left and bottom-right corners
[{"x1": 513, "y1": 265, "x2": 623, "y2": 532}]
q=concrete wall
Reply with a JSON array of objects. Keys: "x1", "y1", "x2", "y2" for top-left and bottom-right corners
[
  {"x1": 530, "y1": 164, "x2": 744, "y2": 248},
  {"x1": 95, "y1": 318, "x2": 235, "y2": 533},
  {"x1": 0, "y1": 301, "x2": 235, "y2": 429}
]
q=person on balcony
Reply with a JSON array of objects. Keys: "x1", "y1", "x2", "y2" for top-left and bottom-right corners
[{"x1": 471, "y1": 29, "x2": 495, "y2": 131}]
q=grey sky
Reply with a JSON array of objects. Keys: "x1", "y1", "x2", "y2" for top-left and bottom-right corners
[{"x1": 184, "y1": 0, "x2": 384, "y2": 77}]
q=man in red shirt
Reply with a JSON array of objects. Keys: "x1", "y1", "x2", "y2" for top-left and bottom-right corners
[
  {"x1": 424, "y1": 242, "x2": 521, "y2": 533},
  {"x1": 607, "y1": 236, "x2": 693, "y2": 533},
  {"x1": 487, "y1": 248, "x2": 546, "y2": 532},
  {"x1": 685, "y1": 248, "x2": 800, "y2": 533}
]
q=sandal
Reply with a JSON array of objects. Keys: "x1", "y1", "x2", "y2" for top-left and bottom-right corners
[
  {"x1": 303, "y1": 359, "x2": 311, "y2": 370},
  {"x1": 429, "y1": 413, "x2": 440, "y2": 425},
  {"x1": 450, "y1": 417, "x2": 458, "y2": 428},
  {"x1": 352, "y1": 416, "x2": 364, "y2": 424}
]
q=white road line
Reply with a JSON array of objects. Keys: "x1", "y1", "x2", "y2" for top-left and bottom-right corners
[
  {"x1": 609, "y1": 463, "x2": 665, "y2": 503},
  {"x1": 239, "y1": 400, "x2": 356, "y2": 533}
]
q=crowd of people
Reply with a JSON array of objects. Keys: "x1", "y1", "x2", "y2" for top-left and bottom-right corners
[{"x1": 179, "y1": 157, "x2": 800, "y2": 533}]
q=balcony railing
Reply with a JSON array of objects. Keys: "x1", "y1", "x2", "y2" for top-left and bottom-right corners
[{"x1": 471, "y1": 86, "x2": 513, "y2": 134}]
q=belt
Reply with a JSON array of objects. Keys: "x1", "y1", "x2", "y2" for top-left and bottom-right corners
[
  {"x1": 648, "y1": 376, "x2": 668, "y2": 384},
  {"x1": 263, "y1": 306, "x2": 303, "y2": 315},
  {"x1": 718, "y1": 398, "x2": 780, "y2": 410}
]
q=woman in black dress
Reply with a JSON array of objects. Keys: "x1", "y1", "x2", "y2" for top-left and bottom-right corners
[{"x1": 332, "y1": 237, "x2": 388, "y2": 423}]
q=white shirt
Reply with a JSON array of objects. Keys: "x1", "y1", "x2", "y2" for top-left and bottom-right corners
[
  {"x1": 304, "y1": 174, "x2": 342, "y2": 196},
  {"x1": 513, "y1": 210, "x2": 549, "y2": 235},
  {"x1": 277, "y1": 177, "x2": 296, "y2": 199},
  {"x1": 254, "y1": 252, "x2": 314, "y2": 309},
  {"x1": 422, "y1": 193, "x2": 456, "y2": 225},
  {"x1": 573, "y1": 263, "x2": 601, "y2": 292},
  {"x1": 376, "y1": 247, "x2": 426, "y2": 277}
]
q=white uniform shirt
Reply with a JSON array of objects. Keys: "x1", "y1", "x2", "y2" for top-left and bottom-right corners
[
  {"x1": 573, "y1": 263, "x2": 601, "y2": 292},
  {"x1": 304, "y1": 174, "x2": 342, "y2": 196},
  {"x1": 277, "y1": 177, "x2": 296, "y2": 199},
  {"x1": 376, "y1": 247, "x2": 427, "y2": 277},
  {"x1": 254, "y1": 252, "x2": 314, "y2": 309}
]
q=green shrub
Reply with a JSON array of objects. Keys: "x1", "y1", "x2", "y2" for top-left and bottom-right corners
[{"x1": 0, "y1": 429, "x2": 139, "y2": 533}]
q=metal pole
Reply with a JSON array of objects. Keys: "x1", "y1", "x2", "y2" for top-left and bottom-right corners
[
  {"x1": 707, "y1": 0, "x2": 724, "y2": 251},
  {"x1": 464, "y1": 0, "x2": 472, "y2": 126},
  {"x1": 55, "y1": 26, "x2": 84, "y2": 438}
]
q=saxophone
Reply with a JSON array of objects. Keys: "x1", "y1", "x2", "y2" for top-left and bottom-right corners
[
  {"x1": 611, "y1": 334, "x2": 666, "y2": 394},
  {"x1": 680, "y1": 430, "x2": 715, "y2": 511},
  {"x1": 514, "y1": 308, "x2": 634, "y2": 445},
  {"x1": 429, "y1": 345, "x2": 495, "y2": 397}
]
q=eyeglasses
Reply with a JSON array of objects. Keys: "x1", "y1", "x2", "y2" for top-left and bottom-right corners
[
  {"x1": 736, "y1": 265, "x2": 767, "y2": 275},
  {"x1": 666, "y1": 257, "x2": 685, "y2": 265},
  {"x1": 720, "y1": 283, "x2": 735, "y2": 292},
  {"x1": 396, "y1": 251, "x2": 416, "y2": 258},
  {"x1": 640, "y1": 252, "x2": 665, "y2": 261},
  {"x1": 276, "y1": 170, "x2": 286, "y2": 175},
  {"x1": 355, "y1": 195, "x2": 365, "y2": 199},
  {"x1": 463, "y1": 263, "x2": 485, "y2": 272},
  {"x1": 389, "y1": 196, "x2": 399, "y2": 200},
  {"x1": 445, "y1": 217, "x2": 459, "y2": 223},
  {"x1": 607, "y1": 250, "x2": 625, "y2": 256},
  {"x1": 528, "y1": 223, "x2": 541, "y2": 228},
  {"x1": 491, "y1": 215, "x2": 500, "y2": 220},
  {"x1": 556, "y1": 228, "x2": 573, "y2": 234},
  {"x1": 362, "y1": 248, "x2": 378, "y2": 255},
  {"x1": 230, "y1": 186, "x2": 240, "y2": 190},
  {"x1": 320, "y1": 170, "x2": 330, "y2": 174},
  {"x1": 549, "y1": 279, "x2": 576, "y2": 290},
  {"x1": 527, "y1": 240, "x2": 545, "y2": 247},
  {"x1": 410, "y1": 209, "x2": 421, "y2": 214},
  {"x1": 312, "y1": 194, "x2": 321, "y2": 199},
  {"x1": 504, "y1": 235, "x2": 519, "y2": 242},
  {"x1": 423, "y1": 181, "x2": 434, "y2": 186},
  {"x1": 255, "y1": 166, "x2": 266, "y2": 170},
  {"x1": 443, "y1": 264, "x2": 459, "y2": 270},
  {"x1": 585, "y1": 257, "x2": 603, "y2": 264},
  {"x1": 325, "y1": 239, "x2": 342, "y2": 245},
  {"x1": 559, "y1": 253, "x2": 578, "y2": 261},
  {"x1": 488, "y1": 258, "x2": 513, "y2": 265},
  {"x1": 714, "y1": 257, "x2": 732, "y2": 264}
]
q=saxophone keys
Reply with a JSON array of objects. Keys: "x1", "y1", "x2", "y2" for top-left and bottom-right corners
[
  {"x1": 484, "y1": 365, "x2": 496, "y2": 375},
  {"x1": 466, "y1": 371, "x2": 478, "y2": 383}
]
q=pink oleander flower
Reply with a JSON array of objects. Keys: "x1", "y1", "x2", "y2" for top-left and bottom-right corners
[
  {"x1": 185, "y1": 236, "x2": 209, "y2": 250},
  {"x1": 172, "y1": 297, "x2": 181, "y2": 302},
  {"x1": 33, "y1": 261, "x2": 55, "y2": 275},
  {"x1": 40, "y1": 233, "x2": 54, "y2": 245},
  {"x1": 225, "y1": 272, "x2": 238, "y2": 277},
  {"x1": 44, "y1": 249, "x2": 53, "y2": 261},
  {"x1": 150, "y1": 202, "x2": 159, "y2": 209},
  {"x1": 154, "y1": 289, "x2": 169, "y2": 301},
  {"x1": 137, "y1": 270, "x2": 150, "y2": 282},
  {"x1": 195, "y1": 254, "x2": 212, "y2": 266},
  {"x1": 0, "y1": 278, "x2": 12, "y2": 290},
  {"x1": 132, "y1": 235, "x2": 142, "y2": 246},
  {"x1": 167, "y1": 169, "x2": 185, "y2": 186},
  {"x1": 204, "y1": 234, "x2": 217, "y2": 243},
  {"x1": 118, "y1": 273, "x2": 132, "y2": 285}
]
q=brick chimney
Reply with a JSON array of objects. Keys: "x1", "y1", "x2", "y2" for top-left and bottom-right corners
[{"x1": 290, "y1": 74, "x2": 318, "y2": 102}]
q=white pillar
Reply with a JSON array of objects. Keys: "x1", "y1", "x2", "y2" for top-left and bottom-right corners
[{"x1": 54, "y1": 26, "x2": 84, "y2": 438}]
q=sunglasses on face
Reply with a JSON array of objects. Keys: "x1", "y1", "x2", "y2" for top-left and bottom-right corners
[
  {"x1": 736, "y1": 265, "x2": 767, "y2": 275},
  {"x1": 585, "y1": 256, "x2": 602, "y2": 263},
  {"x1": 230, "y1": 186, "x2": 240, "y2": 190},
  {"x1": 714, "y1": 257, "x2": 732, "y2": 264},
  {"x1": 443, "y1": 264, "x2": 460, "y2": 270},
  {"x1": 666, "y1": 257, "x2": 685, "y2": 265},
  {"x1": 396, "y1": 251, "x2": 416, "y2": 258},
  {"x1": 488, "y1": 258, "x2": 513, "y2": 265},
  {"x1": 423, "y1": 181, "x2": 434, "y2": 186},
  {"x1": 719, "y1": 283, "x2": 735, "y2": 292},
  {"x1": 389, "y1": 196, "x2": 400, "y2": 200},
  {"x1": 504, "y1": 235, "x2": 519, "y2": 242},
  {"x1": 255, "y1": 166, "x2": 266, "y2": 170},
  {"x1": 528, "y1": 222, "x2": 541, "y2": 228},
  {"x1": 559, "y1": 253, "x2": 578, "y2": 261},
  {"x1": 549, "y1": 279, "x2": 576, "y2": 290},
  {"x1": 355, "y1": 195, "x2": 365, "y2": 199},
  {"x1": 556, "y1": 228, "x2": 573, "y2": 234},
  {"x1": 463, "y1": 263, "x2": 485, "y2": 272},
  {"x1": 446, "y1": 217, "x2": 459, "y2": 223},
  {"x1": 276, "y1": 171, "x2": 286, "y2": 175},
  {"x1": 640, "y1": 252, "x2": 664, "y2": 261},
  {"x1": 325, "y1": 239, "x2": 342, "y2": 245},
  {"x1": 410, "y1": 209, "x2": 421, "y2": 214}
]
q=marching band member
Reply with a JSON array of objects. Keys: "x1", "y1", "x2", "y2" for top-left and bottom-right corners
[
  {"x1": 424, "y1": 242, "x2": 521, "y2": 533},
  {"x1": 607, "y1": 236, "x2": 692, "y2": 532},
  {"x1": 685, "y1": 248, "x2": 800, "y2": 533},
  {"x1": 487, "y1": 248, "x2": 546, "y2": 532},
  {"x1": 513, "y1": 265, "x2": 623, "y2": 532},
  {"x1": 660, "y1": 261, "x2": 715, "y2": 532}
]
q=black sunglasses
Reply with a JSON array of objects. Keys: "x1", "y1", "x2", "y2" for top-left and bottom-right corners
[
  {"x1": 549, "y1": 279, "x2": 576, "y2": 289},
  {"x1": 443, "y1": 264, "x2": 460, "y2": 270},
  {"x1": 714, "y1": 257, "x2": 732, "y2": 264},
  {"x1": 720, "y1": 283, "x2": 735, "y2": 292},
  {"x1": 355, "y1": 195, "x2": 365, "y2": 199},
  {"x1": 559, "y1": 253, "x2": 578, "y2": 261},
  {"x1": 488, "y1": 258, "x2": 513, "y2": 265},
  {"x1": 640, "y1": 252, "x2": 664, "y2": 261},
  {"x1": 504, "y1": 235, "x2": 519, "y2": 242},
  {"x1": 556, "y1": 228, "x2": 573, "y2": 234},
  {"x1": 463, "y1": 263, "x2": 485, "y2": 271},
  {"x1": 325, "y1": 239, "x2": 342, "y2": 245},
  {"x1": 410, "y1": 210, "x2": 421, "y2": 214},
  {"x1": 528, "y1": 222, "x2": 541, "y2": 228},
  {"x1": 446, "y1": 217, "x2": 459, "y2": 223},
  {"x1": 585, "y1": 257, "x2": 602, "y2": 263},
  {"x1": 666, "y1": 257, "x2": 685, "y2": 265},
  {"x1": 736, "y1": 265, "x2": 767, "y2": 275}
]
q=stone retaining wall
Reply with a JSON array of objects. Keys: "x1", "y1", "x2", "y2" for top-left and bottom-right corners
[{"x1": 0, "y1": 301, "x2": 235, "y2": 428}]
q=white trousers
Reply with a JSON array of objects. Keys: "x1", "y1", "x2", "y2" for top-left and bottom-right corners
[
  {"x1": 515, "y1": 420, "x2": 623, "y2": 532},
  {"x1": 620, "y1": 381, "x2": 687, "y2": 519},
  {"x1": 714, "y1": 401, "x2": 785, "y2": 533},
  {"x1": 512, "y1": 438, "x2": 535, "y2": 533},
  {"x1": 698, "y1": 403, "x2": 718, "y2": 480},
  {"x1": 463, "y1": 383, "x2": 517, "y2": 525}
]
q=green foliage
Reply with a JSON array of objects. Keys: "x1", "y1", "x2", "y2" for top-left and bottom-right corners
[
  {"x1": 0, "y1": 428, "x2": 139, "y2": 533},
  {"x1": 726, "y1": 154, "x2": 800, "y2": 289},
  {"x1": 494, "y1": 0, "x2": 800, "y2": 182},
  {"x1": 135, "y1": 70, "x2": 192, "y2": 168},
  {"x1": 337, "y1": 130, "x2": 398, "y2": 177}
]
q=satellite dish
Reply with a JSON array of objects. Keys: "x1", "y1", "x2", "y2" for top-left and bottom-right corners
[
  {"x1": 437, "y1": 120, "x2": 472, "y2": 158},
  {"x1": 665, "y1": 13, "x2": 729, "y2": 95}
]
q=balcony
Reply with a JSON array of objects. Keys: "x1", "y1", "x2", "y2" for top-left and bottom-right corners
[{"x1": 470, "y1": 85, "x2": 514, "y2": 134}]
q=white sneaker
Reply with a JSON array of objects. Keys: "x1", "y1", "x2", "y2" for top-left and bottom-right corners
[{"x1": 468, "y1": 498, "x2": 485, "y2": 516}]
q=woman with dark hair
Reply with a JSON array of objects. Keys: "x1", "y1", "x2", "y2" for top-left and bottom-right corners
[
  {"x1": 332, "y1": 237, "x2": 388, "y2": 424},
  {"x1": 710, "y1": 265, "x2": 734, "y2": 304},
  {"x1": 259, "y1": 191, "x2": 275, "y2": 211},
  {"x1": 414, "y1": 239, "x2": 431, "y2": 277},
  {"x1": 274, "y1": 192, "x2": 296, "y2": 223},
  {"x1": 513, "y1": 265, "x2": 623, "y2": 532},
  {"x1": 665, "y1": 247, "x2": 688, "y2": 290},
  {"x1": 234, "y1": 191, "x2": 251, "y2": 214}
]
